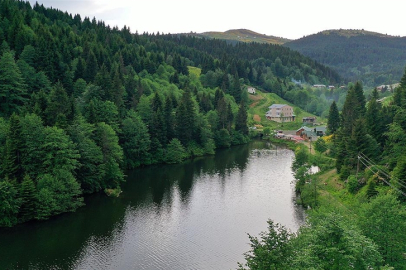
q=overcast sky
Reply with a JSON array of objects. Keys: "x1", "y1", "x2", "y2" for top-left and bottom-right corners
[{"x1": 27, "y1": 0, "x2": 405, "y2": 39}]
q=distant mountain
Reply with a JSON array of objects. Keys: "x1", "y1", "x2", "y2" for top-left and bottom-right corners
[
  {"x1": 284, "y1": 29, "x2": 406, "y2": 86},
  {"x1": 192, "y1": 29, "x2": 291, "y2": 45}
]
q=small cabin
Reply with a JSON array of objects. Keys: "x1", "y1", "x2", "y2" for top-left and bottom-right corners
[
  {"x1": 302, "y1": 117, "x2": 316, "y2": 124},
  {"x1": 247, "y1": 87, "x2": 256, "y2": 94}
]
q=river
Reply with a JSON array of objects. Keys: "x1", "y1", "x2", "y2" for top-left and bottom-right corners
[{"x1": 0, "y1": 140, "x2": 305, "y2": 270}]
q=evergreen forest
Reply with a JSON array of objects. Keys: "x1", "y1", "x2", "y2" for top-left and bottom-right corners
[
  {"x1": 0, "y1": 0, "x2": 340, "y2": 226},
  {"x1": 285, "y1": 29, "x2": 406, "y2": 87}
]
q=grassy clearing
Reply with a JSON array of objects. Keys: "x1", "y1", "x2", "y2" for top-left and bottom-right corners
[
  {"x1": 188, "y1": 66, "x2": 201, "y2": 77},
  {"x1": 247, "y1": 90, "x2": 322, "y2": 131}
]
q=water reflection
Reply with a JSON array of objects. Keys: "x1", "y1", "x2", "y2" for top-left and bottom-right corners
[{"x1": 0, "y1": 140, "x2": 305, "y2": 270}]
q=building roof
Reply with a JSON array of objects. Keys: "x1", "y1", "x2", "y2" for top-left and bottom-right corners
[
  {"x1": 269, "y1": 104, "x2": 289, "y2": 109},
  {"x1": 315, "y1": 126, "x2": 326, "y2": 132}
]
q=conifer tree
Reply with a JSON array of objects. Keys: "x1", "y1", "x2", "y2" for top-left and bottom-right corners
[
  {"x1": 176, "y1": 89, "x2": 195, "y2": 145},
  {"x1": 45, "y1": 82, "x2": 71, "y2": 126},
  {"x1": 235, "y1": 101, "x2": 248, "y2": 135},
  {"x1": 327, "y1": 101, "x2": 340, "y2": 134},
  {"x1": 84, "y1": 49, "x2": 98, "y2": 82},
  {"x1": 0, "y1": 51, "x2": 27, "y2": 117},
  {"x1": 3, "y1": 113, "x2": 24, "y2": 182},
  {"x1": 18, "y1": 175, "x2": 37, "y2": 222}
]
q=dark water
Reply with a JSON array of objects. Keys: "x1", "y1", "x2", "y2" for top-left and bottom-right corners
[{"x1": 0, "y1": 140, "x2": 305, "y2": 270}]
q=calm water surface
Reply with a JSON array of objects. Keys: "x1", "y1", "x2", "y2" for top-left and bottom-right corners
[{"x1": 0, "y1": 140, "x2": 305, "y2": 270}]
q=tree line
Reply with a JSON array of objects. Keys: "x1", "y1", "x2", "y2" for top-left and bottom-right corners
[
  {"x1": 0, "y1": 0, "x2": 340, "y2": 227},
  {"x1": 0, "y1": 0, "x2": 250, "y2": 227}
]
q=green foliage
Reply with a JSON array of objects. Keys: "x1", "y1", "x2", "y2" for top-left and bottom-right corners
[
  {"x1": 36, "y1": 169, "x2": 83, "y2": 220},
  {"x1": 366, "y1": 178, "x2": 379, "y2": 199},
  {"x1": 391, "y1": 157, "x2": 406, "y2": 201},
  {"x1": 165, "y1": 138, "x2": 187, "y2": 164},
  {"x1": 347, "y1": 175, "x2": 359, "y2": 194},
  {"x1": 0, "y1": 181, "x2": 20, "y2": 227},
  {"x1": 215, "y1": 128, "x2": 231, "y2": 148},
  {"x1": 94, "y1": 122, "x2": 124, "y2": 189},
  {"x1": 295, "y1": 212, "x2": 382, "y2": 270},
  {"x1": 121, "y1": 111, "x2": 151, "y2": 168},
  {"x1": 41, "y1": 126, "x2": 80, "y2": 174},
  {"x1": 0, "y1": 50, "x2": 27, "y2": 117},
  {"x1": 286, "y1": 29, "x2": 406, "y2": 86},
  {"x1": 327, "y1": 101, "x2": 339, "y2": 134},
  {"x1": 292, "y1": 145, "x2": 309, "y2": 172},
  {"x1": 68, "y1": 117, "x2": 104, "y2": 193},
  {"x1": 18, "y1": 175, "x2": 37, "y2": 222},
  {"x1": 314, "y1": 137, "x2": 326, "y2": 154},
  {"x1": 237, "y1": 220, "x2": 293, "y2": 270},
  {"x1": 235, "y1": 101, "x2": 248, "y2": 135},
  {"x1": 358, "y1": 193, "x2": 406, "y2": 268}
]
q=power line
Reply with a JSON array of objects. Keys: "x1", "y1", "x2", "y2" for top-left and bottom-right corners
[
  {"x1": 358, "y1": 155, "x2": 406, "y2": 197},
  {"x1": 359, "y1": 152, "x2": 406, "y2": 190}
]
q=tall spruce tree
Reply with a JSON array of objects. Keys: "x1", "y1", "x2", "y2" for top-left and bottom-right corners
[
  {"x1": 235, "y1": 101, "x2": 248, "y2": 135},
  {"x1": 3, "y1": 113, "x2": 24, "y2": 182},
  {"x1": 0, "y1": 51, "x2": 27, "y2": 117},
  {"x1": 327, "y1": 101, "x2": 340, "y2": 134}
]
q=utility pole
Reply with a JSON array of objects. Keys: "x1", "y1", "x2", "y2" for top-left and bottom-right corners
[
  {"x1": 356, "y1": 155, "x2": 360, "y2": 179},
  {"x1": 309, "y1": 137, "x2": 312, "y2": 153}
]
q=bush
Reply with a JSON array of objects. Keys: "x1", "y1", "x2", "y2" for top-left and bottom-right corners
[
  {"x1": 347, "y1": 175, "x2": 359, "y2": 194},
  {"x1": 165, "y1": 138, "x2": 187, "y2": 164}
]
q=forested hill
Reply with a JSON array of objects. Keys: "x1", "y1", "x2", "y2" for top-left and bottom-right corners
[
  {"x1": 0, "y1": 0, "x2": 339, "y2": 227},
  {"x1": 190, "y1": 29, "x2": 291, "y2": 45},
  {"x1": 284, "y1": 29, "x2": 406, "y2": 86}
]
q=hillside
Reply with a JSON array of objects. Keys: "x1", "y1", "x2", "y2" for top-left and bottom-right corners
[
  {"x1": 247, "y1": 89, "x2": 321, "y2": 131},
  {"x1": 0, "y1": 0, "x2": 341, "y2": 227},
  {"x1": 284, "y1": 29, "x2": 406, "y2": 86},
  {"x1": 195, "y1": 29, "x2": 291, "y2": 45}
]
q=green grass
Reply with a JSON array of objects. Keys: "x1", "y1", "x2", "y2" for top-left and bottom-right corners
[
  {"x1": 188, "y1": 66, "x2": 201, "y2": 77},
  {"x1": 247, "y1": 90, "x2": 323, "y2": 131}
]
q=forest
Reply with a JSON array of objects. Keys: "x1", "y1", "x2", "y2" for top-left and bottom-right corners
[
  {"x1": 238, "y1": 73, "x2": 406, "y2": 269},
  {"x1": 285, "y1": 29, "x2": 406, "y2": 86},
  {"x1": 0, "y1": 0, "x2": 341, "y2": 226}
]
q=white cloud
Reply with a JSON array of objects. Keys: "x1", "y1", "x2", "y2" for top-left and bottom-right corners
[{"x1": 28, "y1": 0, "x2": 406, "y2": 39}]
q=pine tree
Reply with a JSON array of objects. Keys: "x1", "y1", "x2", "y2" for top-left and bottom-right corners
[
  {"x1": 231, "y1": 74, "x2": 242, "y2": 103},
  {"x1": 3, "y1": 113, "x2": 24, "y2": 182},
  {"x1": 18, "y1": 175, "x2": 37, "y2": 222},
  {"x1": 327, "y1": 101, "x2": 340, "y2": 134},
  {"x1": 164, "y1": 95, "x2": 175, "y2": 141},
  {"x1": 354, "y1": 81, "x2": 366, "y2": 116},
  {"x1": 45, "y1": 82, "x2": 71, "y2": 126},
  {"x1": 0, "y1": 51, "x2": 27, "y2": 117},
  {"x1": 84, "y1": 49, "x2": 98, "y2": 82},
  {"x1": 341, "y1": 86, "x2": 361, "y2": 134},
  {"x1": 176, "y1": 89, "x2": 195, "y2": 145},
  {"x1": 365, "y1": 97, "x2": 383, "y2": 144},
  {"x1": 235, "y1": 101, "x2": 248, "y2": 135}
]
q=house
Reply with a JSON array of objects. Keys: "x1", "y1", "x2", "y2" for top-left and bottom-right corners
[
  {"x1": 266, "y1": 104, "x2": 295, "y2": 123},
  {"x1": 302, "y1": 117, "x2": 316, "y2": 124},
  {"x1": 247, "y1": 87, "x2": 256, "y2": 94},
  {"x1": 296, "y1": 126, "x2": 326, "y2": 141},
  {"x1": 313, "y1": 84, "x2": 326, "y2": 89}
]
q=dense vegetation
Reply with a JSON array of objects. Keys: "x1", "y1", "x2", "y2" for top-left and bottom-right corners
[
  {"x1": 238, "y1": 71, "x2": 406, "y2": 269},
  {"x1": 285, "y1": 29, "x2": 406, "y2": 86},
  {"x1": 0, "y1": 0, "x2": 341, "y2": 227}
]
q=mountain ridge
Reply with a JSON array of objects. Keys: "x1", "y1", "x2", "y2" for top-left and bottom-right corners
[{"x1": 188, "y1": 28, "x2": 291, "y2": 44}]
